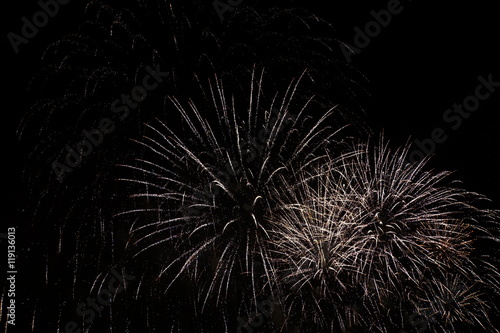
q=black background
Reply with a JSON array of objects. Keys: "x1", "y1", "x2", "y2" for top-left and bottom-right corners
[
  {"x1": 4, "y1": 0, "x2": 499, "y2": 217},
  {"x1": 2, "y1": 0, "x2": 500, "y2": 330}
]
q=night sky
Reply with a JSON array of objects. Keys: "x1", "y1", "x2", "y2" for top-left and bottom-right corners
[{"x1": 2, "y1": 0, "x2": 499, "y2": 332}]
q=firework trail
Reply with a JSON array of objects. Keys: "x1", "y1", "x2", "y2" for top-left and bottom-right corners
[{"x1": 268, "y1": 138, "x2": 500, "y2": 332}]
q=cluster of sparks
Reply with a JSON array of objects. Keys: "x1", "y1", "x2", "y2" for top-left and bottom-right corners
[
  {"x1": 268, "y1": 141, "x2": 499, "y2": 332},
  {"x1": 17, "y1": 1, "x2": 499, "y2": 331},
  {"x1": 118, "y1": 74, "x2": 499, "y2": 332},
  {"x1": 117, "y1": 70, "x2": 339, "y2": 314}
]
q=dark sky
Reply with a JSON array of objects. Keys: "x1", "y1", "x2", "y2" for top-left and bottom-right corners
[
  {"x1": 315, "y1": 1, "x2": 500, "y2": 204},
  {"x1": 4, "y1": 0, "x2": 499, "y2": 213},
  {"x1": 2, "y1": 1, "x2": 500, "y2": 332}
]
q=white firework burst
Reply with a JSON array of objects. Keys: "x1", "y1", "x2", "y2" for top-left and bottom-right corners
[
  {"x1": 267, "y1": 137, "x2": 500, "y2": 332},
  {"x1": 412, "y1": 273, "x2": 494, "y2": 332},
  {"x1": 115, "y1": 68, "x2": 343, "y2": 312}
]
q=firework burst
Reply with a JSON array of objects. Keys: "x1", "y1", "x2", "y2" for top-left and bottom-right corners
[
  {"x1": 115, "y1": 68, "x2": 342, "y2": 319},
  {"x1": 411, "y1": 272, "x2": 494, "y2": 332},
  {"x1": 17, "y1": 1, "x2": 366, "y2": 330},
  {"x1": 16, "y1": 1, "x2": 498, "y2": 332},
  {"x1": 268, "y1": 138, "x2": 499, "y2": 332}
]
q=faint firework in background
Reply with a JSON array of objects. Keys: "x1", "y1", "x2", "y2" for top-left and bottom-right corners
[{"x1": 12, "y1": 0, "x2": 500, "y2": 332}]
